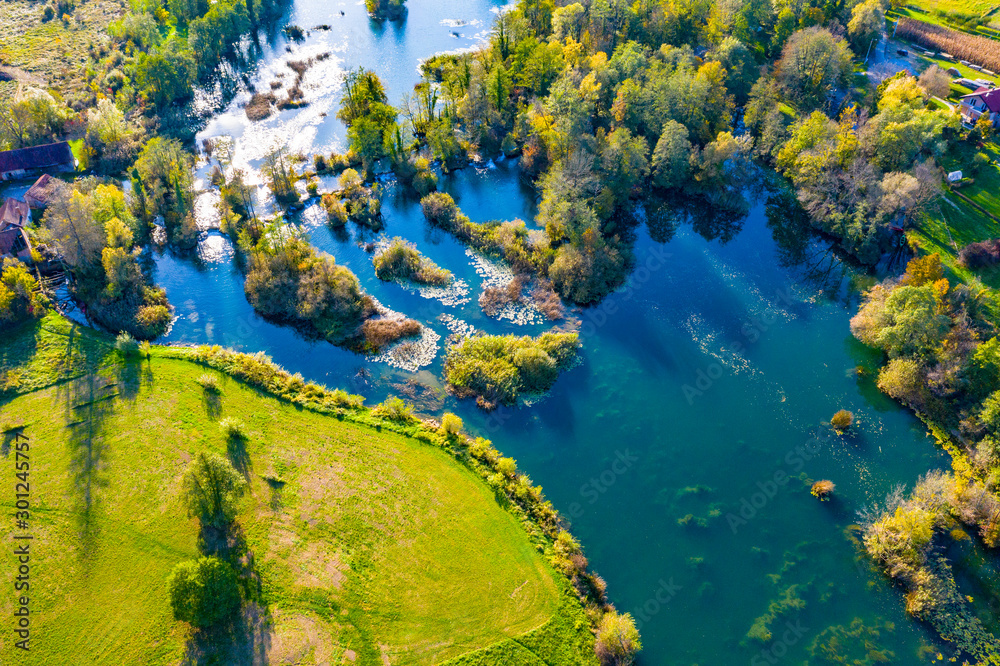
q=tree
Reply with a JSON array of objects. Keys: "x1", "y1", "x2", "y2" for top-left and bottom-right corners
[
  {"x1": 595, "y1": 610, "x2": 641, "y2": 665},
  {"x1": 711, "y1": 36, "x2": 758, "y2": 103},
  {"x1": 182, "y1": 452, "x2": 247, "y2": 529},
  {"x1": 776, "y1": 28, "x2": 853, "y2": 110},
  {"x1": 850, "y1": 284, "x2": 950, "y2": 357},
  {"x1": 848, "y1": 0, "x2": 885, "y2": 54},
  {"x1": 41, "y1": 189, "x2": 103, "y2": 268},
  {"x1": 167, "y1": 557, "x2": 242, "y2": 627},
  {"x1": 0, "y1": 259, "x2": 47, "y2": 328},
  {"x1": 0, "y1": 95, "x2": 68, "y2": 150},
  {"x1": 918, "y1": 65, "x2": 951, "y2": 100},
  {"x1": 133, "y1": 137, "x2": 194, "y2": 234},
  {"x1": 651, "y1": 120, "x2": 692, "y2": 189},
  {"x1": 877, "y1": 357, "x2": 927, "y2": 406}
]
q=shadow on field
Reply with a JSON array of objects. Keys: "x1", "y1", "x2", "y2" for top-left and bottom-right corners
[
  {"x1": 185, "y1": 523, "x2": 270, "y2": 665},
  {"x1": 57, "y1": 372, "x2": 115, "y2": 562},
  {"x1": 180, "y1": 602, "x2": 273, "y2": 666}
]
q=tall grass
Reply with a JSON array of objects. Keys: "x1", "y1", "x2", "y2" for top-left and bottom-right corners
[{"x1": 896, "y1": 18, "x2": 1000, "y2": 72}]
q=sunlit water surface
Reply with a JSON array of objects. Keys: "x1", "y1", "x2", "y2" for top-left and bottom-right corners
[{"x1": 151, "y1": 1, "x2": 959, "y2": 662}]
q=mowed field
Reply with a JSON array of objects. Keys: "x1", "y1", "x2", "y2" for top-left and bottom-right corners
[{"x1": 0, "y1": 315, "x2": 592, "y2": 665}]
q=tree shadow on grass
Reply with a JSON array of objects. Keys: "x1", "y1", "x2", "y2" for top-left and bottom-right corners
[
  {"x1": 185, "y1": 523, "x2": 270, "y2": 665},
  {"x1": 180, "y1": 602, "x2": 273, "y2": 666},
  {"x1": 227, "y1": 433, "x2": 251, "y2": 480},
  {"x1": 203, "y1": 390, "x2": 222, "y2": 421},
  {"x1": 57, "y1": 372, "x2": 116, "y2": 564}
]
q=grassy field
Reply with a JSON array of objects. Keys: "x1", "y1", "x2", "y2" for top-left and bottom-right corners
[
  {"x1": 0, "y1": 314, "x2": 595, "y2": 665},
  {"x1": 0, "y1": 0, "x2": 123, "y2": 101}
]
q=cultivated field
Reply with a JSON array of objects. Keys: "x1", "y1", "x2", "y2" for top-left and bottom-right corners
[
  {"x1": 0, "y1": 314, "x2": 594, "y2": 665},
  {"x1": 896, "y1": 17, "x2": 1000, "y2": 71}
]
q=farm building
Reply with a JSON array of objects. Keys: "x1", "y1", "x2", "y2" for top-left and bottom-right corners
[
  {"x1": 24, "y1": 173, "x2": 67, "y2": 210},
  {"x1": 959, "y1": 87, "x2": 1000, "y2": 127},
  {"x1": 0, "y1": 142, "x2": 75, "y2": 181},
  {"x1": 0, "y1": 198, "x2": 33, "y2": 262}
]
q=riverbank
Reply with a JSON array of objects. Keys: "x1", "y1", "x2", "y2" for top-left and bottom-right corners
[{"x1": 0, "y1": 312, "x2": 604, "y2": 664}]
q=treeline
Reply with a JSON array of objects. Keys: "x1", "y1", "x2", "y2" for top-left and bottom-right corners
[
  {"x1": 850, "y1": 253, "x2": 1000, "y2": 659},
  {"x1": 331, "y1": 0, "x2": 965, "y2": 305},
  {"x1": 39, "y1": 175, "x2": 173, "y2": 338}
]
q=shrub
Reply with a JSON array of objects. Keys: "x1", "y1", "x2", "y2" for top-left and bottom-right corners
[
  {"x1": 831, "y1": 409, "x2": 854, "y2": 432},
  {"x1": 444, "y1": 332, "x2": 580, "y2": 407},
  {"x1": 595, "y1": 610, "x2": 641, "y2": 666},
  {"x1": 167, "y1": 557, "x2": 242, "y2": 628},
  {"x1": 958, "y1": 239, "x2": 1000, "y2": 269},
  {"x1": 219, "y1": 417, "x2": 247, "y2": 440},
  {"x1": 196, "y1": 373, "x2": 220, "y2": 393},
  {"x1": 811, "y1": 480, "x2": 835, "y2": 500},
  {"x1": 372, "y1": 396, "x2": 415, "y2": 422},
  {"x1": 321, "y1": 193, "x2": 348, "y2": 226},
  {"x1": 372, "y1": 238, "x2": 451, "y2": 286},
  {"x1": 0, "y1": 259, "x2": 48, "y2": 329},
  {"x1": 139, "y1": 340, "x2": 152, "y2": 358},
  {"x1": 357, "y1": 318, "x2": 421, "y2": 352},
  {"x1": 115, "y1": 332, "x2": 139, "y2": 357},
  {"x1": 440, "y1": 412, "x2": 463, "y2": 437},
  {"x1": 420, "y1": 192, "x2": 460, "y2": 228},
  {"x1": 182, "y1": 452, "x2": 247, "y2": 528}
]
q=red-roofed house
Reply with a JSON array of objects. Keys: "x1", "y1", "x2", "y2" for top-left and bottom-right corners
[
  {"x1": 23, "y1": 173, "x2": 66, "y2": 210},
  {"x1": 960, "y1": 87, "x2": 1000, "y2": 127},
  {"x1": 0, "y1": 198, "x2": 32, "y2": 261}
]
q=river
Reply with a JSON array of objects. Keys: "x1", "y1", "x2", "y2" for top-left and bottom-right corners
[{"x1": 153, "y1": 0, "x2": 951, "y2": 662}]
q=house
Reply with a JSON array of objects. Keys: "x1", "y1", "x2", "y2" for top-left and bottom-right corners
[
  {"x1": 0, "y1": 142, "x2": 75, "y2": 181},
  {"x1": 23, "y1": 173, "x2": 66, "y2": 210},
  {"x1": 959, "y1": 87, "x2": 1000, "y2": 127},
  {"x1": 0, "y1": 198, "x2": 32, "y2": 262}
]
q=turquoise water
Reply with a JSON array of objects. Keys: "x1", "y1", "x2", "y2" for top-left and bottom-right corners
[{"x1": 155, "y1": 2, "x2": 953, "y2": 662}]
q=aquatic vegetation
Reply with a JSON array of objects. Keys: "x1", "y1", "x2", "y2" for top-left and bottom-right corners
[
  {"x1": 830, "y1": 410, "x2": 853, "y2": 433},
  {"x1": 337, "y1": 169, "x2": 383, "y2": 229},
  {"x1": 745, "y1": 585, "x2": 807, "y2": 644},
  {"x1": 372, "y1": 238, "x2": 452, "y2": 286},
  {"x1": 444, "y1": 332, "x2": 580, "y2": 409},
  {"x1": 811, "y1": 479, "x2": 836, "y2": 500},
  {"x1": 807, "y1": 617, "x2": 895, "y2": 664}
]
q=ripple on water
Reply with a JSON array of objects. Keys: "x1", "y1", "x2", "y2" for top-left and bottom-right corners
[{"x1": 197, "y1": 232, "x2": 236, "y2": 264}]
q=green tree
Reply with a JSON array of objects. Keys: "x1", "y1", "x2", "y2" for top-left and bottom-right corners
[
  {"x1": 182, "y1": 452, "x2": 247, "y2": 529},
  {"x1": 651, "y1": 120, "x2": 692, "y2": 189},
  {"x1": 167, "y1": 557, "x2": 242, "y2": 627},
  {"x1": 848, "y1": 0, "x2": 885, "y2": 54},
  {"x1": 850, "y1": 284, "x2": 950, "y2": 357},
  {"x1": 776, "y1": 28, "x2": 853, "y2": 110}
]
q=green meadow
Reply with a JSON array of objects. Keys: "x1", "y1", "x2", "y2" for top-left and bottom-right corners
[{"x1": 0, "y1": 314, "x2": 595, "y2": 665}]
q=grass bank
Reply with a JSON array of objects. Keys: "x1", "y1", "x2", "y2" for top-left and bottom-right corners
[{"x1": 0, "y1": 313, "x2": 598, "y2": 665}]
